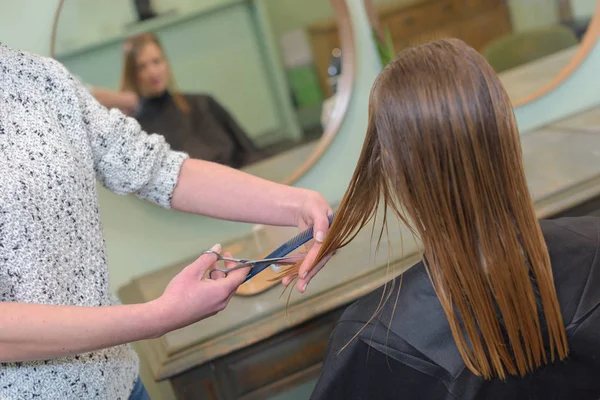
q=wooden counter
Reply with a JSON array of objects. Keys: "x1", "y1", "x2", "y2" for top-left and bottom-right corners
[{"x1": 119, "y1": 106, "x2": 600, "y2": 399}]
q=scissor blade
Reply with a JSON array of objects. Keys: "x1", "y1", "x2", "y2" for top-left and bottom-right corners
[{"x1": 257, "y1": 254, "x2": 306, "y2": 264}]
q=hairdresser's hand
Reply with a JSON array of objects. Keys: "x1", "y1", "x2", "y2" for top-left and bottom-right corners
[
  {"x1": 119, "y1": 91, "x2": 139, "y2": 116},
  {"x1": 90, "y1": 87, "x2": 139, "y2": 116},
  {"x1": 156, "y1": 244, "x2": 249, "y2": 333},
  {"x1": 284, "y1": 190, "x2": 334, "y2": 293}
]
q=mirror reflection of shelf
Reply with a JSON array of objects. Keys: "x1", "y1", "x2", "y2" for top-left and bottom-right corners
[
  {"x1": 123, "y1": 9, "x2": 178, "y2": 31},
  {"x1": 54, "y1": 0, "x2": 246, "y2": 59}
]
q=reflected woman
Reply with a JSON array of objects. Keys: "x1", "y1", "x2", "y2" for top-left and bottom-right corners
[
  {"x1": 120, "y1": 32, "x2": 264, "y2": 168},
  {"x1": 279, "y1": 38, "x2": 600, "y2": 399}
]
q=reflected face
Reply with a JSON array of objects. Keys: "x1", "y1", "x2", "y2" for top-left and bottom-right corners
[{"x1": 135, "y1": 42, "x2": 170, "y2": 97}]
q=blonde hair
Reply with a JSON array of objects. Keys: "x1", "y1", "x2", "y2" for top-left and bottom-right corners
[
  {"x1": 276, "y1": 38, "x2": 569, "y2": 380},
  {"x1": 120, "y1": 32, "x2": 189, "y2": 113}
]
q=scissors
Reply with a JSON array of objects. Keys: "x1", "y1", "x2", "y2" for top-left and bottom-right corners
[{"x1": 203, "y1": 249, "x2": 305, "y2": 280}]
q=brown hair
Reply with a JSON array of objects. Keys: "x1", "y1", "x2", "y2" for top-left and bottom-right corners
[
  {"x1": 277, "y1": 38, "x2": 568, "y2": 380},
  {"x1": 120, "y1": 32, "x2": 189, "y2": 113}
]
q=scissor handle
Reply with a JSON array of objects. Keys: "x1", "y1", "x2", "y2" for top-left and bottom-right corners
[{"x1": 201, "y1": 249, "x2": 221, "y2": 258}]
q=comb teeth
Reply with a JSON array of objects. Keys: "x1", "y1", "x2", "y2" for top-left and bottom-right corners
[
  {"x1": 283, "y1": 213, "x2": 336, "y2": 249},
  {"x1": 244, "y1": 212, "x2": 336, "y2": 282}
]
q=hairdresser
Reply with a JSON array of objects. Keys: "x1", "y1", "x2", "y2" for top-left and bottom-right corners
[
  {"x1": 0, "y1": 42, "x2": 332, "y2": 400},
  {"x1": 119, "y1": 32, "x2": 265, "y2": 169},
  {"x1": 297, "y1": 39, "x2": 600, "y2": 400}
]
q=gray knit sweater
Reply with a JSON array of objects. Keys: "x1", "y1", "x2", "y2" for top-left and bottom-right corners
[{"x1": 0, "y1": 44, "x2": 188, "y2": 399}]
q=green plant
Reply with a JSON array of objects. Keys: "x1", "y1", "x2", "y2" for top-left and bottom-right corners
[{"x1": 373, "y1": 26, "x2": 395, "y2": 66}]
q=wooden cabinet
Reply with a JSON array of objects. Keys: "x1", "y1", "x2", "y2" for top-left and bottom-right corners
[
  {"x1": 168, "y1": 307, "x2": 345, "y2": 400},
  {"x1": 385, "y1": 0, "x2": 456, "y2": 42},
  {"x1": 381, "y1": 0, "x2": 513, "y2": 53},
  {"x1": 458, "y1": 5, "x2": 512, "y2": 52},
  {"x1": 461, "y1": 0, "x2": 503, "y2": 17},
  {"x1": 308, "y1": 0, "x2": 513, "y2": 96}
]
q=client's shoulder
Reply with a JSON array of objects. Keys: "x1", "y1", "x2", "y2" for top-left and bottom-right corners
[
  {"x1": 340, "y1": 261, "x2": 428, "y2": 324},
  {"x1": 540, "y1": 216, "x2": 599, "y2": 244},
  {"x1": 539, "y1": 216, "x2": 599, "y2": 266},
  {"x1": 181, "y1": 93, "x2": 214, "y2": 103},
  {"x1": 536, "y1": 217, "x2": 600, "y2": 326},
  {"x1": 335, "y1": 260, "x2": 464, "y2": 377}
]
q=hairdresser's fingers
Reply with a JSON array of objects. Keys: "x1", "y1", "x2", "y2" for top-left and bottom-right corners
[
  {"x1": 281, "y1": 274, "x2": 298, "y2": 287},
  {"x1": 312, "y1": 208, "x2": 333, "y2": 245},
  {"x1": 301, "y1": 205, "x2": 333, "y2": 252},
  {"x1": 210, "y1": 269, "x2": 227, "y2": 280},
  {"x1": 220, "y1": 252, "x2": 250, "y2": 289},
  {"x1": 296, "y1": 220, "x2": 315, "y2": 253},
  {"x1": 297, "y1": 252, "x2": 333, "y2": 293},
  {"x1": 297, "y1": 240, "x2": 322, "y2": 280}
]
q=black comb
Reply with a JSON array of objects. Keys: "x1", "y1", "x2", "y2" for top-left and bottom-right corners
[{"x1": 244, "y1": 212, "x2": 336, "y2": 282}]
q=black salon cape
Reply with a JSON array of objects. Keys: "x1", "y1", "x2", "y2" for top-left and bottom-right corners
[
  {"x1": 133, "y1": 91, "x2": 265, "y2": 168},
  {"x1": 311, "y1": 217, "x2": 600, "y2": 400}
]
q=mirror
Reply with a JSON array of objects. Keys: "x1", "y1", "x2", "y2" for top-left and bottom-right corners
[
  {"x1": 362, "y1": 0, "x2": 596, "y2": 105},
  {"x1": 50, "y1": 0, "x2": 355, "y2": 184}
]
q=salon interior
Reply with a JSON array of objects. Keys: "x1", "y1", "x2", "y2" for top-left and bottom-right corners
[{"x1": 4, "y1": 0, "x2": 599, "y2": 398}]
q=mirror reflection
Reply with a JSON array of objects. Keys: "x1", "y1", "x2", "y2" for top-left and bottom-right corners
[
  {"x1": 53, "y1": 0, "x2": 347, "y2": 180},
  {"x1": 363, "y1": 0, "x2": 594, "y2": 102},
  {"x1": 483, "y1": 0, "x2": 593, "y2": 102}
]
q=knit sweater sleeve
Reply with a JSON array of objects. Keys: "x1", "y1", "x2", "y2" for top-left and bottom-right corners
[{"x1": 56, "y1": 60, "x2": 188, "y2": 208}]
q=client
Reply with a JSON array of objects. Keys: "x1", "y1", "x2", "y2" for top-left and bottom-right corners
[
  {"x1": 281, "y1": 38, "x2": 600, "y2": 399},
  {"x1": 120, "y1": 32, "x2": 264, "y2": 168}
]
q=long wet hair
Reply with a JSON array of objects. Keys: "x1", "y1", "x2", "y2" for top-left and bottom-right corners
[
  {"x1": 120, "y1": 32, "x2": 189, "y2": 113},
  {"x1": 278, "y1": 38, "x2": 568, "y2": 380}
]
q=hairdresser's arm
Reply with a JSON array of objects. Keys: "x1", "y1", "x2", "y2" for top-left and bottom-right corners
[
  {"x1": 71, "y1": 74, "x2": 138, "y2": 115},
  {"x1": 172, "y1": 159, "x2": 329, "y2": 227},
  {"x1": 90, "y1": 87, "x2": 138, "y2": 115},
  {"x1": 0, "y1": 301, "x2": 162, "y2": 362},
  {"x1": 0, "y1": 247, "x2": 247, "y2": 362},
  {"x1": 171, "y1": 160, "x2": 333, "y2": 292}
]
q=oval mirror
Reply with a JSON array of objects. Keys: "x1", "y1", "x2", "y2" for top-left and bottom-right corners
[
  {"x1": 362, "y1": 0, "x2": 596, "y2": 106},
  {"x1": 49, "y1": 0, "x2": 355, "y2": 185}
]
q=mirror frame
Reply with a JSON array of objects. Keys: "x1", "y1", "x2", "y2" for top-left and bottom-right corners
[
  {"x1": 512, "y1": 2, "x2": 600, "y2": 107},
  {"x1": 49, "y1": 0, "x2": 356, "y2": 186},
  {"x1": 362, "y1": 0, "x2": 600, "y2": 109}
]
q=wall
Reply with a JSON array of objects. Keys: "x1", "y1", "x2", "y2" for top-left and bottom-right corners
[
  {"x1": 0, "y1": 0, "x2": 60, "y2": 56},
  {"x1": 571, "y1": 0, "x2": 597, "y2": 19}
]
